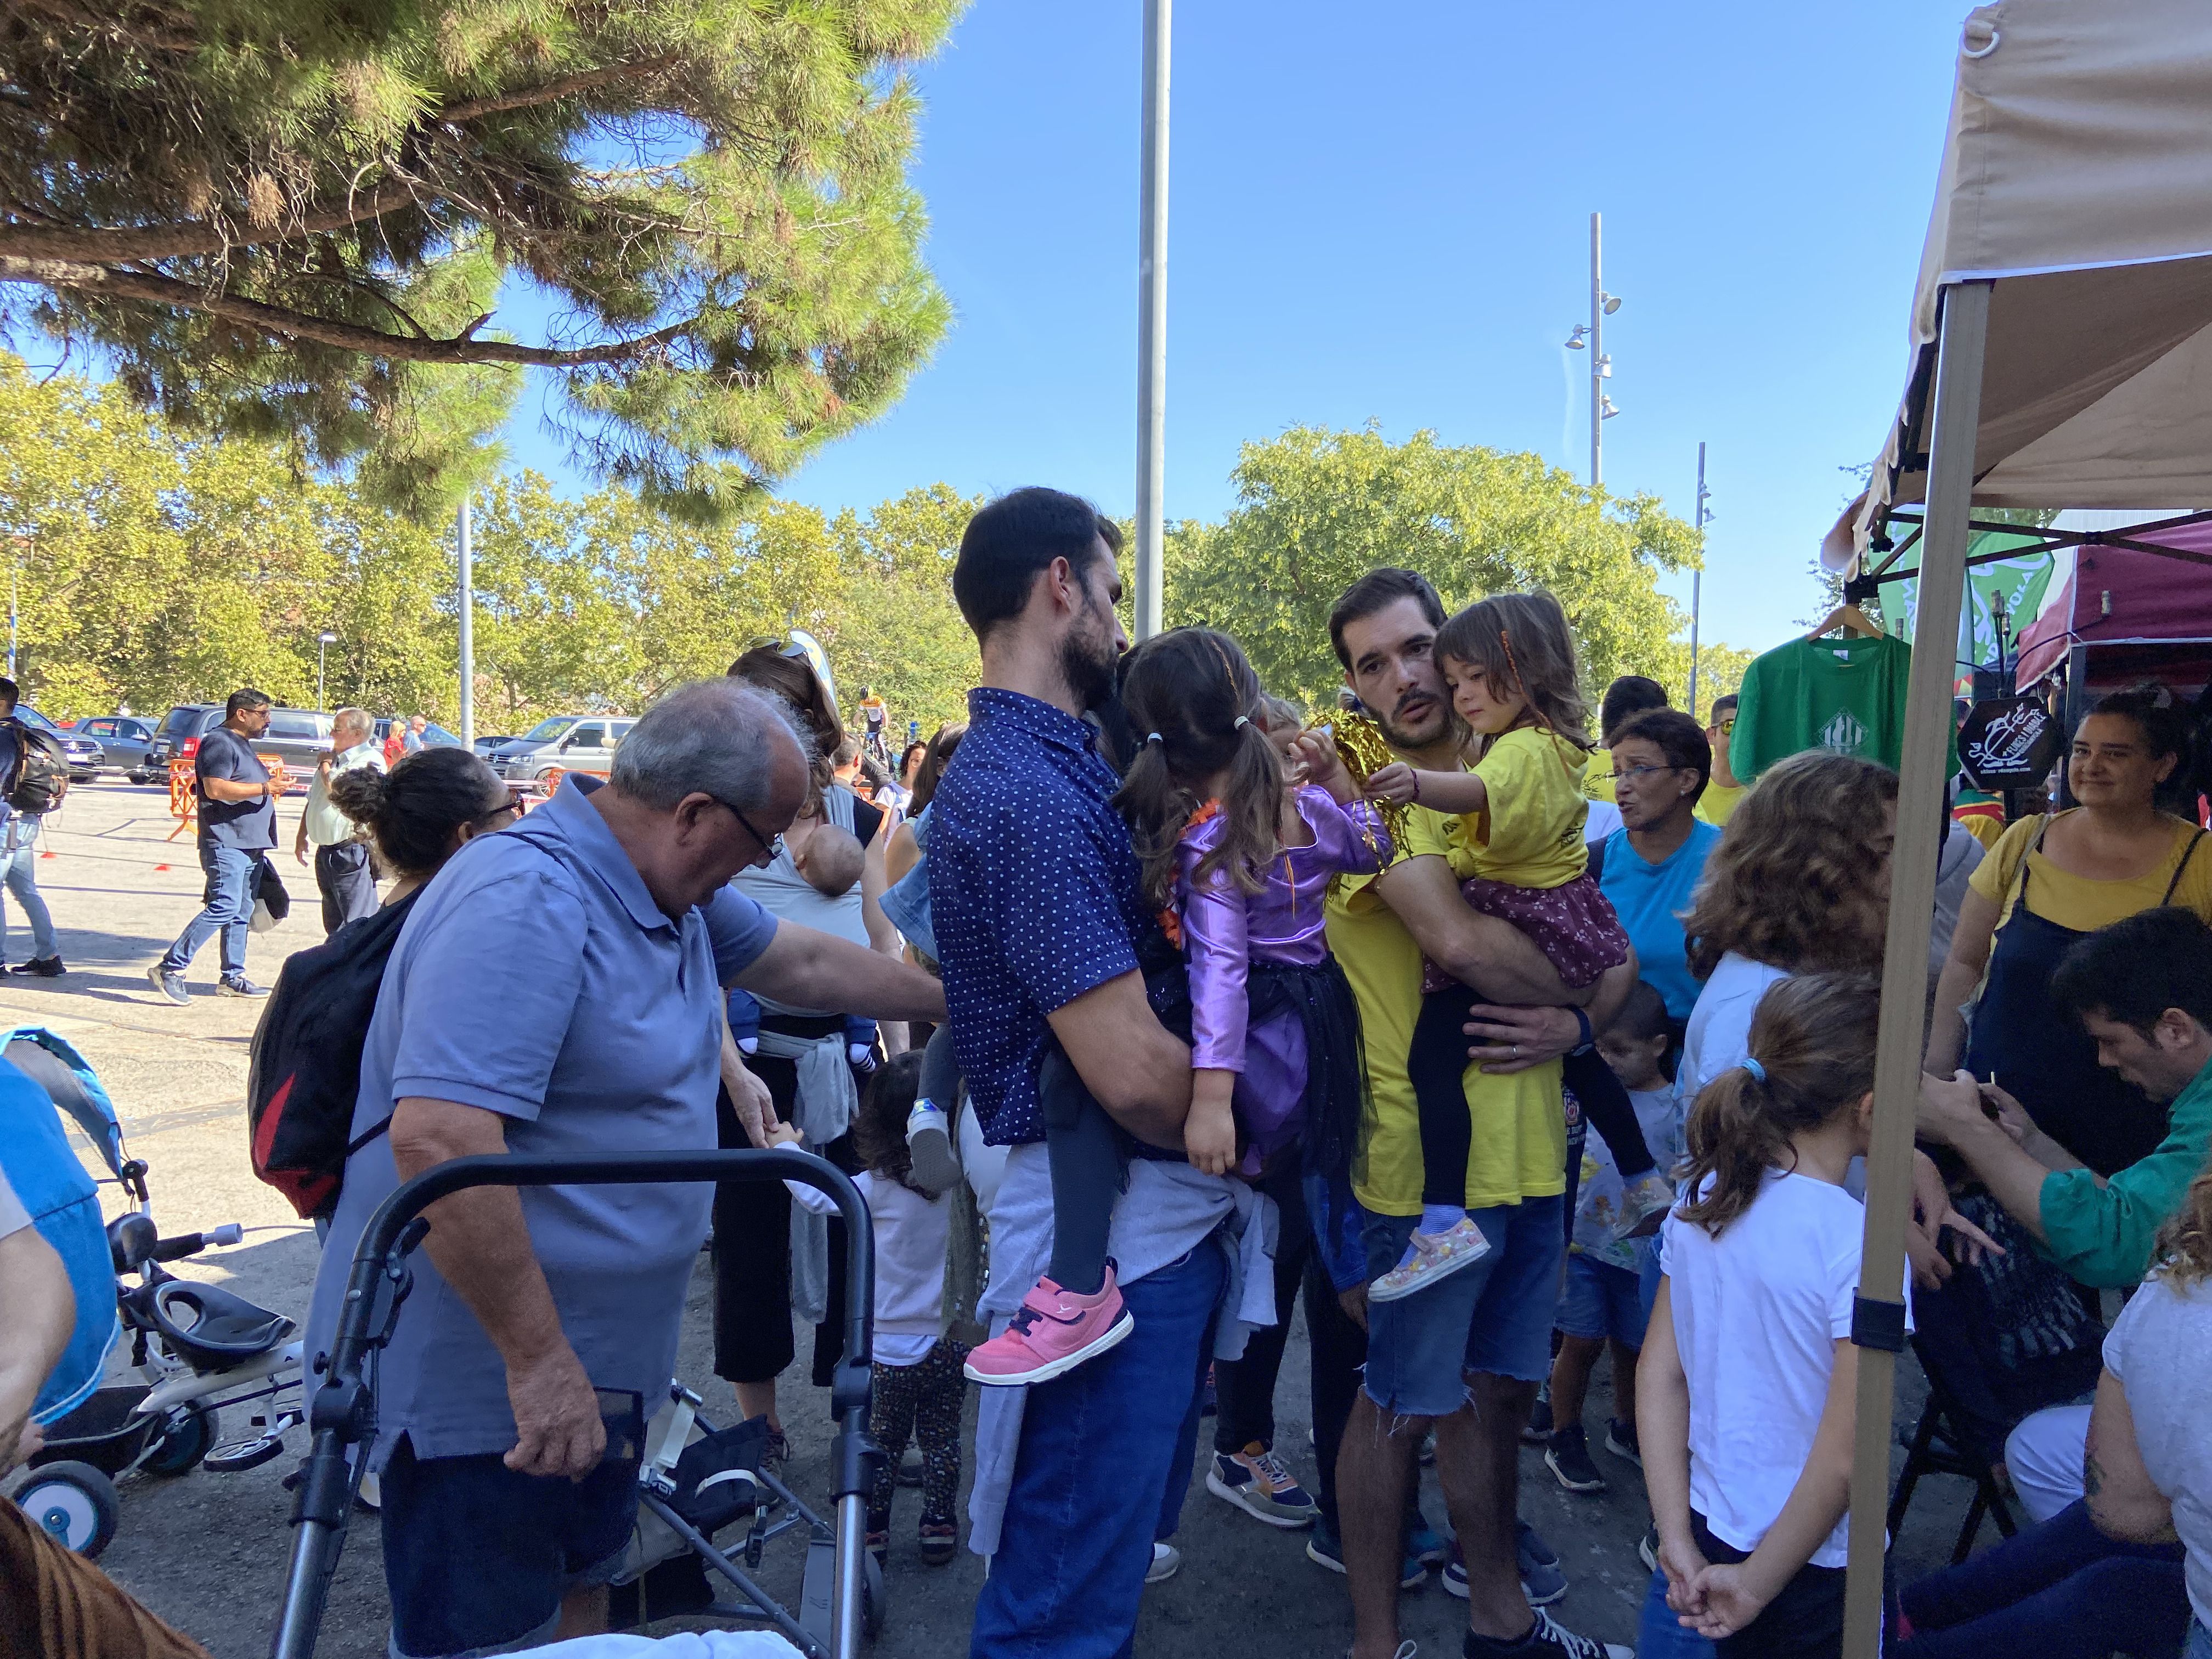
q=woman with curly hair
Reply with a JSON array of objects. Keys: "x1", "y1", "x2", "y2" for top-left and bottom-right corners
[{"x1": 1677, "y1": 751, "x2": 1899, "y2": 1101}]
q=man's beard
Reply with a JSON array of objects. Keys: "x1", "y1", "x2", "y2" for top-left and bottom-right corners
[
  {"x1": 1368, "y1": 689, "x2": 1450, "y2": 755},
  {"x1": 1059, "y1": 614, "x2": 1120, "y2": 714}
]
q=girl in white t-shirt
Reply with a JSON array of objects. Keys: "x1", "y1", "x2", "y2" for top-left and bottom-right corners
[{"x1": 1640, "y1": 972, "x2": 1909, "y2": 1659}]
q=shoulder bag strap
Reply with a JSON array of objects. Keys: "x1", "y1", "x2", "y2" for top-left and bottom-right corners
[{"x1": 2160, "y1": 827, "x2": 2208, "y2": 904}]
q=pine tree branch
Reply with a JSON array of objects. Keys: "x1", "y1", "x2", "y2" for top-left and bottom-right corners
[
  {"x1": 0, "y1": 53, "x2": 685, "y2": 264},
  {"x1": 0, "y1": 258, "x2": 695, "y2": 368}
]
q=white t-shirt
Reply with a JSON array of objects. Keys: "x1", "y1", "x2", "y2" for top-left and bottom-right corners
[
  {"x1": 1680, "y1": 952, "x2": 1792, "y2": 1102},
  {"x1": 789, "y1": 1169, "x2": 951, "y2": 1367},
  {"x1": 1661, "y1": 1168, "x2": 1910, "y2": 1566},
  {"x1": 2103, "y1": 1272, "x2": 2212, "y2": 1628}
]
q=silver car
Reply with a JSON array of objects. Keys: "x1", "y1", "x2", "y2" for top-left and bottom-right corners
[{"x1": 489, "y1": 715, "x2": 635, "y2": 783}]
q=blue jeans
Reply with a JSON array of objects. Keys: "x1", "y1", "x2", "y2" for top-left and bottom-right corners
[
  {"x1": 160, "y1": 843, "x2": 257, "y2": 977},
  {"x1": 1640, "y1": 1566, "x2": 1720, "y2": 1659},
  {"x1": 1896, "y1": 1498, "x2": 2187, "y2": 1659},
  {"x1": 0, "y1": 825, "x2": 55, "y2": 961},
  {"x1": 970, "y1": 1240, "x2": 1228, "y2": 1659}
]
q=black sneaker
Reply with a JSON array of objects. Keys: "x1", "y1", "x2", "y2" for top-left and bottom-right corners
[
  {"x1": 1522, "y1": 1395, "x2": 1554, "y2": 1444},
  {"x1": 1638, "y1": 1522, "x2": 1660, "y2": 1573},
  {"x1": 1604, "y1": 1418, "x2": 1641, "y2": 1467},
  {"x1": 217, "y1": 974, "x2": 270, "y2": 998},
  {"x1": 1543, "y1": 1424, "x2": 1606, "y2": 1494},
  {"x1": 146, "y1": 963, "x2": 189, "y2": 1005},
  {"x1": 9, "y1": 955, "x2": 62, "y2": 977},
  {"x1": 1462, "y1": 1606, "x2": 1632, "y2": 1659},
  {"x1": 1306, "y1": 1517, "x2": 1425, "y2": 1588}
]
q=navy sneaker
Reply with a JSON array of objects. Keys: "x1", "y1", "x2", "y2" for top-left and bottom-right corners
[
  {"x1": 1307, "y1": 1518, "x2": 1425, "y2": 1589},
  {"x1": 1604, "y1": 1418, "x2": 1641, "y2": 1468},
  {"x1": 1522, "y1": 1394, "x2": 1554, "y2": 1444},
  {"x1": 1206, "y1": 1442, "x2": 1319, "y2": 1528},
  {"x1": 146, "y1": 963, "x2": 188, "y2": 1005},
  {"x1": 217, "y1": 974, "x2": 270, "y2": 998},
  {"x1": 1442, "y1": 1522, "x2": 1566, "y2": 1608},
  {"x1": 1461, "y1": 1606, "x2": 1631, "y2": 1659}
]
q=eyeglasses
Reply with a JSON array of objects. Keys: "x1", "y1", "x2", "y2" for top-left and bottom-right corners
[
  {"x1": 1711, "y1": 716, "x2": 1736, "y2": 737},
  {"x1": 1607, "y1": 763, "x2": 1683, "y2": 787},
  {"x1": 471, "y1": 788, "x2": 529, "y2": 830},
  {"x1": 709, "y1": 795, "x2": 786, "y2": 867}
]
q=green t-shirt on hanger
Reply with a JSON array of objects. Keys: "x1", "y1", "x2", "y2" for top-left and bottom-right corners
[{"x1": 1730, "y1": 633, "x2": 1956, "y2": 782}]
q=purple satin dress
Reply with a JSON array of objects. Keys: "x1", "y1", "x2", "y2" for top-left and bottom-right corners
[{"x1": 1177, "y1": 786, "x2": 1391, "y2": 1174}]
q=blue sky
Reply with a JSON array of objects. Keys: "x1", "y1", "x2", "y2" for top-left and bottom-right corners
[{"x1": 512, "y1": 3, "x2": 1972, "y2": 659}]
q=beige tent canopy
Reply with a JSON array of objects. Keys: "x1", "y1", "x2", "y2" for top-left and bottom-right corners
[{"x1": 1820, "y1": 5, "x2": 2212, "y2": 1654}]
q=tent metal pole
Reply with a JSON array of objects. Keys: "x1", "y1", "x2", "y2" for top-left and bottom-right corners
[{"x1": 1842, "y1": 278, "x2": 1990, "y2": 1659}]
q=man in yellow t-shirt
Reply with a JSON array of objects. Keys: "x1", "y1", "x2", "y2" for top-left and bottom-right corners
[
  {"x1": 1695, "y1": 693, "x2": 1746, "y2": 827},
  {"x1": 1323, "y1": 569, "x2": 1638, "y2": 1659}
]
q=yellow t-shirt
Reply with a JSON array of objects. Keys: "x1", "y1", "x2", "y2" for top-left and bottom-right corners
[
  {"x1": 1583, "y1": 752, "x2": 1616, "y2": 804},
  {"x1": 1327, "y1": 800, "x2": 1567, "y2": 1218},
  {"x1": 1967, "y1": 810, "x2": 2212, "y2": 932},
  {"x1": 1695, "y1": 782, "x2": 1746, "y2": 828},
  {"x1": 1445, "y1": 729, "x2": 1589, "y2": 889}
]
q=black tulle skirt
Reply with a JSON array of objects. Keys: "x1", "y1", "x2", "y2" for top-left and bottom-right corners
[{"x1": 1248, "y1": 955, "x2": 1369, "y2": 1182}]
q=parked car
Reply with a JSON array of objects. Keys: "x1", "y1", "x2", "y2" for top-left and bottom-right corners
[
  {"x1": 471, "y1": 734, "x2": 516, "y2": 758},
  {"x1": 488, "y1": 714, "x2": 635, "y2": 783},
  {"x1": 69, "y1": 716, "x2": 158, "y2": 782},
  {"x1": 146, "y1": 703, "x2": 334, "y2": 786},
  {"x1": 16, "y1": 707, "x2": 106, "y2": 783},
  {"x1": 373, "y1": 717, "x2": 465, "y2": 754}
]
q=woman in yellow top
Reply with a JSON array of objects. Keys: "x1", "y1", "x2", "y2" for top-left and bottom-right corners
[
  {"x1": 1365, "y1": 592, "x2": 1654, "y2": 1301},
  {"x1": 1928, "y1": 689, "x2": 2212, "y2": 1175}
]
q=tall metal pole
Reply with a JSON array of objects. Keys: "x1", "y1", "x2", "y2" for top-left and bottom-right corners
[
  {"x1": 1133, "y1": 0, "x2": 1171, "y2": 641},
  {"x1": 1588, "y1": 212, "x2": 1603, "y2": 488},
  {"x1": 7, "y1": 558, "x2": 15, "y2": 679},
  {"x1": 317, "y1": 639, "x2": 327, "y2": 712},
  {"x1": 456, "y1": 496, "x2": 475, "y2": 746},
  {"x1": 1689, "y1": 442, "x2": 1708, "y2": 718}
]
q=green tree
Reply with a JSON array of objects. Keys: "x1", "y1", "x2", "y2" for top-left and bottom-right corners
[
  {"x1": 0, "y1": 1, "x2": 963, "y2": 518},
  {"x1": 1167, "y1": 425, "x2": 1707, "y2": 714}
]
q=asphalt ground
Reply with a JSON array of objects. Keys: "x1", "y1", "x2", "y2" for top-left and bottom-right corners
[{"x1": 19, "y1": 781, "x2": 1976, "y2": 1658}]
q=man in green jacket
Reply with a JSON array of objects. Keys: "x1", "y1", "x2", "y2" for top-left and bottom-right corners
[{"x1": 1919, "y1": 905, "x2": 2212, "y2": 1289}]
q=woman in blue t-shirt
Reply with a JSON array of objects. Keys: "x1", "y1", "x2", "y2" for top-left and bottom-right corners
[{"x1": 1596, "y1": 708, "x2": 1722, "y2": 1030}]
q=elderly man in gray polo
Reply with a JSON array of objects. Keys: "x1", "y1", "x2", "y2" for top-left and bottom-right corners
[
  {"x1": 305, "y1": 678, "x2": 946, "y2": 1659},
  {"x1": 296, "y1": 706, "x2": 384, "y2": 933}
]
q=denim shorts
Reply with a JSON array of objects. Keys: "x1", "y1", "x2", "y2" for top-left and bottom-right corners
[
  {"x1": 1361, "y1": 1194, "x2": 1565, "y2": 1418},
  {"x1": 1554, "y1": 1249, "x2": 1648, "y2": 1346},
  {"x1": 380, "y1": 1436, "x2": 639, "y2": 1659}
]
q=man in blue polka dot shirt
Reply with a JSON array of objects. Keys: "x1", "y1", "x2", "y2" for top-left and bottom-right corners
[{"x1": 932, "y1": 487, "x2": 1238, "y2": 1656}]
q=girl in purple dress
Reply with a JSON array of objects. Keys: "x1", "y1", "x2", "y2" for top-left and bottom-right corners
[{"x1": 964, "y1": 627, "x2": 1389, "y2": 1387}]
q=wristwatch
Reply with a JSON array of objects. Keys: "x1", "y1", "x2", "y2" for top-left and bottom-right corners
[{"x1": 1569, "y1": 1006, "x2": 1596, "y2": 1057}]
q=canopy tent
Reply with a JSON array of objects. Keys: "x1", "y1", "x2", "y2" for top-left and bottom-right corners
[
  {"x1": 1820, "y1": 6, "x2": 2212, "y2": 1652},
  {"x1": 2012, "y1": 513, "x2": 2212, "y2": 687}
]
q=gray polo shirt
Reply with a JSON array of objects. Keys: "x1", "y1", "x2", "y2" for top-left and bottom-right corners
[{"x1": 304, "y1": 776, "x2": 779, "y2": 1463}]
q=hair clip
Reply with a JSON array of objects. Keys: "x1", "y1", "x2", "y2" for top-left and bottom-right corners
[
  {"x1": 1742, "y1": 1057, "x2": 1767, "y2": 1082},
  {"x1": 1146, "y1": 731, "x2": 1164, "y2": 745}
]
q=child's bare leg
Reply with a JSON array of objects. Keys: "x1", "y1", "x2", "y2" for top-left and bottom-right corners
[
  {"x1": 1546, "y1": 1334, "x2": 1604, "y2": 1432},
  {"x1": 1607, "y1": 1337, "x2": 1640, "y2": 1427}
]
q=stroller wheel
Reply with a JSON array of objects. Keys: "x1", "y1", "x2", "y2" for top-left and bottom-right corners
[
  {"x1": 862, "y1": 1548, "x2": 885, "y2": 1640},
  {"x1": 16, "y1": 1460, "x2": 121, "y2": 1558},
  {"x1": 142, "y1": 1404, "x2": 218, "y2": 1477}
]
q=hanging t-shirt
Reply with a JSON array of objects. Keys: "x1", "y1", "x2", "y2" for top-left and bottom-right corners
[
  {"x1": 1444, "y1": 728, "x2": 1589, "y2": 889},
  {"x1": 1729, "y1": 634, "x2": 1954, "y2": 782}
]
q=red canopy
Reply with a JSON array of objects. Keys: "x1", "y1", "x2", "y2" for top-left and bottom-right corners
[{"x1": 2014, "y1": 516, "x2": 2212, "y2": 689}]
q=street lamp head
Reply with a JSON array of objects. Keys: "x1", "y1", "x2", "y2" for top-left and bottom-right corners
[
  {"x1": 1564, "y1": 324, "x2": 1589, "y2": 349},
  {"x1": 1600, "y1": 396, "x2": 1621, "y2": 419},
  {"x1": 1601, "y1": 294, "x2": 1623, "y2": 315},
  {"x1": 318, "y1": 631, "x2": 337, "y2": 644}
]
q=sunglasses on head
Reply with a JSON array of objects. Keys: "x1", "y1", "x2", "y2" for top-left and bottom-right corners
[{"x1": 742, "y1": 635, "x2": 811, "y2": 662}]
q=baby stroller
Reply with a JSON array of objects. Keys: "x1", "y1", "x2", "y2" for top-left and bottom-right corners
[
  {"x1": 269, "y1": 1146, "x2": 883, "y2": 1659},
  {"x1": 2, "y1": 1026, "x2": 305, "y2": 1559}
]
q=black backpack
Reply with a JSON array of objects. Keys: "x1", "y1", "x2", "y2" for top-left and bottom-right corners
[
  {"x1": 245, "y1": 890, "x2": 420, "y2": 1219},
  {"x1": 3, "y1": 719, "x2": 71, "y2": 815}
]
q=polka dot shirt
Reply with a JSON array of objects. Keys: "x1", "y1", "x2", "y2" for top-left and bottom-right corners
[{"x1": 928, "y1": 687, "x2": 1148, "y2": 1146}]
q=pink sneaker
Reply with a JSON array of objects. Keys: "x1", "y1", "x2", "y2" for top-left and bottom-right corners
[{"x1": 963, "y1": 1267, "x2": 1135, "y2": 1386}]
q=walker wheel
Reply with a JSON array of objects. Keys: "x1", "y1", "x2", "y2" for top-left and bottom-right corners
[{"x1": 16, "y1": 1460, "x2": 121, "y2": 1558}]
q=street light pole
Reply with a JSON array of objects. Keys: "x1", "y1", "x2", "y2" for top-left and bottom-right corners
[
  {"x1": 1689, "y1": 442, "x2": 1710, "y2": 719},
  {"x1": 1133, "y1": 0, "x2": 1171, "y2": 641},
  {"x1": 317, "y1": 631, "x2": 336, "y2": 712},
  {"x1": 456, "y1": 495, "x2": 475, "y2": 747},
  {"x1": 1589, "y1": 212, "x2": 1604, "y2": 488}
]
